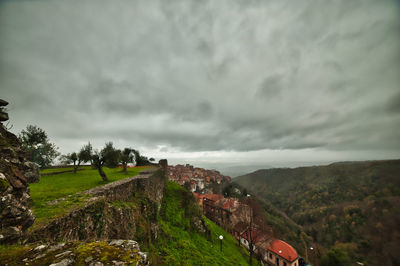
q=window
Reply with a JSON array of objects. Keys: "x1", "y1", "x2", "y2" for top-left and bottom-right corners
[
  {"x1": 283, "y1": 262, "x2": 287, "y2": 266},
  {"x1": 269, "y1": 253, "x2": 272, "y2": 259}
]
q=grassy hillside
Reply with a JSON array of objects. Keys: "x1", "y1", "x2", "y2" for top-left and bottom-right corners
[
  {"x1": 234, "y1": 159, "x2": 400, "y2": 266},
  {"x1": 145, "y1": 181, "x2": 258, "y2": 265},
  {"x1": 28, "y1": 167, "x2": 256, "y2": 265}
]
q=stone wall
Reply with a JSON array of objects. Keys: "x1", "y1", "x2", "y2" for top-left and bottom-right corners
[
  {"x1": 27, "y1": 169, "x2": 166, "y2": 243},
  {"x1": 0, "y1": 99, "x2": 40, "y2": 244},
  {"x1": 85, "y1": 168, "x2": 165, "y2": 204}
]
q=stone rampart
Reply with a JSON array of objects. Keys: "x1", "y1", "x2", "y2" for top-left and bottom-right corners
[{"x1": 26, "y1": 168, "x2": 166, "y2": 243}]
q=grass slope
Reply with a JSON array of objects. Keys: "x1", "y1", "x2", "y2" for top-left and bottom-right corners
[
  {"x1": 147, "y1": 181, "x2": 258, "y2": 265},
  {"x1": 30, "y1": 166, "x2": 149, "y2": 226}
]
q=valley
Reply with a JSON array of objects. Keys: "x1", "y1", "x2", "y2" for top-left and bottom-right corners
[{"x1": 234, "y1": 160, "x2": 400, "y2": 266}]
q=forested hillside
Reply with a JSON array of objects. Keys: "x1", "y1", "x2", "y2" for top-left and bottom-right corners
[{"x1": 235, "y1": 160, "x2": 400, "y2": 266}]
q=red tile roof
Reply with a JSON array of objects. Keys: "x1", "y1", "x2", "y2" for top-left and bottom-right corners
[
  {"x1": 268, "y1": 239, "x2": 298, "y2": 262},
  {"x1": 203, "y1": 194, "x2": 224, "y2": 202}
]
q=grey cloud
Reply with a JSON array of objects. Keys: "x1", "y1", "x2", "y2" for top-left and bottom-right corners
[
  {"x1": 386, "y1": 91, "x2": 400, "y2": 113},
  {"x1": 0, "y1": 0, "x2": 399, "y2": 160},
  {"x1": 257, "y1": 75, "x2": 284, "y2": 99}
]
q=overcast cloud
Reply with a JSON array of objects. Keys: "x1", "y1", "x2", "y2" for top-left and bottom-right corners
[{"x1": 1, "y1": 0, "x2": 399, "y2": 171}]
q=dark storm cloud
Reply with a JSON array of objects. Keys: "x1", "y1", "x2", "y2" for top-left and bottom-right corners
[{"x1": 0, "y1": 0, "x2": 399, "y2": 159}]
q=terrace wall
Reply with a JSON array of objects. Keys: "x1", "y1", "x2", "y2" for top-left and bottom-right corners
[{"x1": 26, "y1": 168, "x2": 166, "y2": 243}]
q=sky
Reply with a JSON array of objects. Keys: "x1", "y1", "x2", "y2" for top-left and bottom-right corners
[{"x1": 1, "y1": 0, "x2": 399, "y2": 175}]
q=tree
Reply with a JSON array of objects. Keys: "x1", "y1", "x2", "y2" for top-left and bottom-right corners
[
  {"x1": 321, "y1": 247, "x2": 350, "y2": 266},
  {"x1": 120, "y1": 148, "x2": 135, "y2": 173},
  {"x1": 131, "y1": 149, "x2": 150, "y2": 166},
  {"x1": 59, "y1": 152, "x2": 79, "y2": 172},
  {"x1": 78, "y1": 142, "x2": 93, "y2": 165},
  {"x1": 102, "y1": 142, "x2": 120, "y2": 168},
  {"x1": 242, "y1": 196, "x2": 273, "y2": 265},
  {"x1": 92, "y1": 142, "x2": 120, "y2": 181},
  {"x1": 19, "y1": 125, "x2": 60, "y2": 168},
  {"x1": 59, "y1": 142, "x2": 93, "y2": 173}
]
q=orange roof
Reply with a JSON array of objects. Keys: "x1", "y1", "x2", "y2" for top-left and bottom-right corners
[
  {"x1": 203, "y1": 194, "x2": 224, "y2": 202},
  {"x1": 268, "y1": 239, "x2": 298, "y2": 262}
]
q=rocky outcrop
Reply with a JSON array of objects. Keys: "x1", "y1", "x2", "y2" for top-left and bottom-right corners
[
  {"x1": 0, "y1": 99, "x2": 9, "y2": 122},
  {"x1": 0, "y1": 239, "x2": 148, "y2": 265},
  {"x1": 27, "y1": 169, "x2": 166, "y2": 243},
  {"x1": 0, "y1": 100, "x2": 40, "y2": 244}
]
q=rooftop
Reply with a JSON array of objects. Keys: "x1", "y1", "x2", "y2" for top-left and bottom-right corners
[
  {"x1": 203, "y1": 194, "x2": 224, "y2": 202},
  {"x1": 268, "y1": 239, "x2": 298, "y2": 262}
]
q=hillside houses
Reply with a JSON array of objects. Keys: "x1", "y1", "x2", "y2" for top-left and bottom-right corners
[
  {"x1": 194, "y1": 193, "x2": 299, "y2": 266},
  {"x1": 167, "y1": 164, "x2": 231, "y2": 193},
  {"x1": 168, "y1": 164, "x2": 299, "y2": 266}
]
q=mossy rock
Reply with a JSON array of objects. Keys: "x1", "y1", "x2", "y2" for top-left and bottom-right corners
[
  {"x1": 0, "y1": 177, "x2": 10, "y2": 192},
  {"x1": 0, "y1": 240, "x2": 144, "y2": 265},
  {"x1": 75, "y1": 241, "x2": 141, "y2": 265}
]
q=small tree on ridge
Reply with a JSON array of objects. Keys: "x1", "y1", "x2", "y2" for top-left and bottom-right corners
[{"x1": 92, "y1": 142, "x2": 120, "y2": 182}]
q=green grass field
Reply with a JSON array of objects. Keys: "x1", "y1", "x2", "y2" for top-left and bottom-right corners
[
  {"x1": 30, "y1": 166, "x2": 151, "y2": 226},
  {"x1": 39, "y1": 167, "x2": 85, "y2": 174}
]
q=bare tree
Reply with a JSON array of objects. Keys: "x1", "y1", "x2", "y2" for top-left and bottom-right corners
[{"x1": 242, "y1": 196, "x2": 273, "y2": 265}]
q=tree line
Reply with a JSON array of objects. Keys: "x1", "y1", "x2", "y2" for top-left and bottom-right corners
[{"x1": 18, "y1": 125, "x2": 155, "y2": 181}]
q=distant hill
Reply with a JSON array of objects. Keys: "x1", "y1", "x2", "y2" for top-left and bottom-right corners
[
  {"x1": 234, "y1": 159, "x2": 400, "y2": 266},
  {"x1": 213, "y1": 164, "x2": 273, "y2": 178}
]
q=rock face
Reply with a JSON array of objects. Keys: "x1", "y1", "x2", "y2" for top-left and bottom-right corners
[{"x1": 0, "y1": 101, "x2": 40, "y2": 244}]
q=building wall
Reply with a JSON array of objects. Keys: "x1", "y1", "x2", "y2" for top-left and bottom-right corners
[
  {"x1": 264, "y1": 251, "x2": 299, "y2": 266},
  {"x1": 240, "y1": 237, "x2": 250, "y2": 250}
]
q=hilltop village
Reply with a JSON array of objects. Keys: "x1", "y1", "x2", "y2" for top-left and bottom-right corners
[
  {"x1": 167, "y1": 164, "x2": 301, "y2": 266},
  {"x1": 167, "y1": 164, "x2": 231, "y2": 193}
]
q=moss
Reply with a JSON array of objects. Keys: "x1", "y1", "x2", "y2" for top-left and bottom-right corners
[
  {"x1": 0, "y1": 244, "x2": 32, "y2": 265},
  {"x1": 111, "y1": 200, "x2": 137, "y2": 210},
  {"x1": 91, "y1": 211, "x2": 104, "y2": 237},
  {"x1": 0, "y1": 241, "x2": 142, "y2": 266},
  {"x1": 75, "y1": 241, "x2": 140, "y2": 265},
  {"x1": 0, "y1": 177, "x2": 10, "y2": 191}
]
